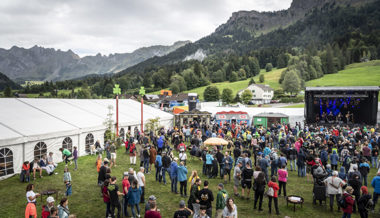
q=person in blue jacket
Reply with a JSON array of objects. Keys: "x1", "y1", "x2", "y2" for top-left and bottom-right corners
[
  {"x1": 157, "y1": 136, "x2": 164, "y2": 154},
  {"x1": 155, "y1": 153, "x2": 163, "y2": 183},
  {"x1": 128, "y1": 180, "x2": 142, "y2": 218},
  {"x1": 371, "y1": 171, "x2": 380, "y2": 210},
  {"x1": 170, "y1": 157, "x2": 179, "y2": 194},
  {"x1": 178, "y1": 161, "x2": 188, "y2": 197},
  {"x1": 320, "y1": 147, "x2": 328, "y2": 167},
  {"x1": 330, "y1": 150, "x2": 339, "y2": 170},
  {"x1": 206, "y1": 151, "x2": 214, "y2": 177}
]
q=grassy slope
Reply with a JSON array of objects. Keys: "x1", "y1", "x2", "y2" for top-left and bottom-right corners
[
  {"x1": 0, "y1": 145, "x2": 378, "y2": 218},
  {"x1": 185, "y1": 68, "x2": 284, "y2": 100},
  {"x1": 306, "y1": 60, "x2": 380, "y2": 87}
]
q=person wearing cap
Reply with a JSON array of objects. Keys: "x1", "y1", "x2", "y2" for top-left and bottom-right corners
[
  {"x1": 174, "y1": 200, "x2": 193, "y2": 218},
  {"x1": 41, "y1": 196, "x2": 55, "y2": 218},
  {"x1": 145, "y1": 195, "x2": 156, "y2": 212},
  {"x1": 122, "y1": 172, "x2": 130, "y2": 217},
  {"x1": 324, "y1": 171, "x2": 345, "y2": 211},
  {"x1": 215, "y1": 183, "x2": 228, "y2": 218},
  {"x1": 144, "y1": 200, "x2": 161, "y2": 218},
  {"x1": 162, "y1": 151, "x2": 171, "y2": 185},
  {"x1": 371, "y1": 171, "x2": 380, "y2": 210},
  {"x1": 170, "y1": 157, "x2": 179, "y2": 194},
  {"x1": 342, "y1": 186, "x2": 355, "y2": 218}
]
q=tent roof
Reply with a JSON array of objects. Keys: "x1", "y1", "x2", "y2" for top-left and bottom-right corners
[{"x1": 0, "y1": 98, "x2": 173, "y2": 145}]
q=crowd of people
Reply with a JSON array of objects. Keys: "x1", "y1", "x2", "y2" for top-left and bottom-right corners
[{"x1": 23, "y1": 119, "x2": 380, "y2": 218}]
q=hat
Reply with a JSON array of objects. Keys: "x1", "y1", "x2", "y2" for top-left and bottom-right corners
[
  {"x1": 179, "y1": 200, "x2": 185, "y2": 208},
  {"x1": 103, "y1": 158, "x2": 109, "y2": 162},
  {"x1": 123, "y1": 172, "x2": 129, "y2": 176},
  {"x1": 218, "y1": 183, "x2": 224, "y2": 189},
  {"x1": 46, "y1": 196, "x2": 55, "y2": 203},
  {"x1": 174, "y1": 157, "x2": 179, "y2": 161},
  {"x1": 149, "y1": 195, "x2": 157, "y2": 201}
]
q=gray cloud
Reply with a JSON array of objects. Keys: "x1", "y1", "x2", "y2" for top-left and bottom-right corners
[{"x1": 0, "y1": 0, "x2": 292, "y2": 56}]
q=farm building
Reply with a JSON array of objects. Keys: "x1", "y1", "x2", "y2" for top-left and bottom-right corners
[
  {"x1": 0, "y1": 98, "x2": 173, "y2": 180},
  {"x1": 215, "y1": 111, "x2": 250, "y2": 126},
  {"x1": 252, "y1": 112, "x2": 289, "y2": 128}
]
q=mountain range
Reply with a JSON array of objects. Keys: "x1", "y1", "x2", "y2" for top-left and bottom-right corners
[{"x1": 0, "y1": 41, "x2": 189, "y2": 83}]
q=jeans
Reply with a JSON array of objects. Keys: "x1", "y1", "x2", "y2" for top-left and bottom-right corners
[
  {"x1": 359, "y1": 209, "x2": 368, "y2": 218},
  {"x1": 290, "y1": 159, "x2": 297, "y2": 171},
  {"x1": 342, "y1": 212, "x2": 351, "y2": 218},
  {"x1": 105, "y1": 202, "x2": 111, "y2": 218},
  {"x1": 156, "y1": 166, "x2": 162, "y2": 182},
  {"x1": 271, "y1": 166, "x2": 278, "y2": 177},
  {"x1": 123, "y1": 195, "x2": 129, "y2": 217},
  {"x1": 278, "y1": 181, "x2": 286, "y2": 196},
  {"x1": 65, "y1": 183, "x2": 72, "y2": 196},
  {"x1": 268, "y1": 196, "x2": 279, "y2": 214},
  {"x1": 144, "y1": 159, "x2": 149, "y2": 173},
  {"x1": 180, "y1": 181, "x2": 187, "y2": 196},
  {"x1": 130, "y1": 203, "x2": 140, "y2": 218},
  {"x1": 162, "y1": 168, "x2": 170, "y2": 184},
  {"x1": 298, "y1": 165, "x2": 306, "y2": 177},
  {"x1": 171, "y1": 177, "x2": 178, "y2": 193},
  {"x1": 74, "y1": 158, "x2": 78, "y2": 170},
  {"x1": 110, "y1": 202, "x2": 121, "y2": 218},
  {"x1": 372, "y1": 156, "x2": 378, "y2": 168}
]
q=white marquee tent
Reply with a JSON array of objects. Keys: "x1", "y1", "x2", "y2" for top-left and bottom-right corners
[{"x1": 0, "y1": 98, "x2": 173, "y2": 179}]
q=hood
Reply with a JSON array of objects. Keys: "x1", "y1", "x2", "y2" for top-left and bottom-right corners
[
  {"x1": 339, "y1": 166, "x2": 345, "y2": 173},
  {"x1": 220, "y1": 189, "x2": 227, "y2": 194},
  {"x1": 333, "y1": 150, "x2": 336, "y2": 154}
]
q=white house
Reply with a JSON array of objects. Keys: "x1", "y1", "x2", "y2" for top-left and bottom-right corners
[
  {"x1": 0, "y1": 98, "x2": 173, "y2": 180},
  {"x1": 238, "y1": 84, "x2": 274, "y2": 104}
]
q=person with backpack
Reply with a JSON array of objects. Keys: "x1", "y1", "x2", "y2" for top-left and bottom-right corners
[
  {"x1": 215, "y1": 183, "x2": 228, "y2": 218},
  {"x1": 358, "y1": 186, "x2": 372, "y2": 218},
  {"x1": 330, "y1": 150, "x2": 339, "y2": 171},
  {"x1": 324, "y1": 171, "x2": 345, "y2": 212},
  {"x1": 341, "y1": 186, "x2": 355, "y2": 218},
  {"x1": 267, "y1": 176, "x2": 280, "y2": 215}
]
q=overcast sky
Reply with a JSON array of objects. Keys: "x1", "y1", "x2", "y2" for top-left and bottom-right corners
[{"x1": 0, "y1": 0, "x2": 292, "y2": 57}]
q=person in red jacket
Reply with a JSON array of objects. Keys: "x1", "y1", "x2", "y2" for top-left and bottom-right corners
[
  {"x1": 342, "y1": 186, "x2": 355, "y2": 218},
  {"x1": 268, "y1": 176, "x2": 280, "y2": 215}
]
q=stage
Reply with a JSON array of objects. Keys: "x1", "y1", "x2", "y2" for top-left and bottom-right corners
[{"x1": 305, "y1": 86, "x2": 380, "y2": 125}]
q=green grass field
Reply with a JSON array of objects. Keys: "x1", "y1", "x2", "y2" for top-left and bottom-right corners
[
  {"x1": 306, "y1": 60, "x2": 380, "y2": 87},
  {"x1": 281, "y1": 103, "x2": 305, "y2": 108},
  {"x1": 0, "y1": 145, "x2": 378, "y2": 218},
  {"x1": 185, "y1": 68, "x2": 284, "y2": 100}
]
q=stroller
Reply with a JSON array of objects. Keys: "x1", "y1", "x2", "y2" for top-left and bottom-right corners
[{"x1": 312, "y1": 166, "x2": 328, "y2": 205}]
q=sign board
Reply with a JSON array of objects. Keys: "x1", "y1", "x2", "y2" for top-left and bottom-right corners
[
  {"x1": 218, "y1": 115, "x2": 226, "y2": 119},
  {"x1": 240, "y1": 115, "x2": 247, "y2": 119}
]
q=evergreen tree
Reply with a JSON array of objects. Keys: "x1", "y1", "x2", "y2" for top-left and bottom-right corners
[
  {"x1": 249, "y1": 78, "x2": 255, "y2": 85},
  {"x1": 265, "y1": 63, "x2": 273, "y2": 72},
  {"x1": 4, "y1": 85, "x2": 12, "y2": 97},
  {"x1": 325, "y1": 44, "x2": 337, "y2": 74},
  {"x1": 229, "y1": 71, "x2": 238, "y2": 82},
  {"x1": 203, "y1": 86, "x2": 220, "y2": 101},
  {"x1": 221, "y1": 88, "x2": 233, "y2": 104},
  {"x1": 259, "y1": 74, "x2": 265, "y2": 83}
]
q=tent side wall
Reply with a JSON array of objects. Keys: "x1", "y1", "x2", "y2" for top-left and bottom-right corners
[{"x1": 253, "y1": 117, "x2": 267, "y2": 128}]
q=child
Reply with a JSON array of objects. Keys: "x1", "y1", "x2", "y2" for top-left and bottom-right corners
[
  {"x1": 32, "y1": 158, "x2": 43, "y2": 180},
  {"x1": 73, "y1": 146, "x2": 78, "y2": 170},
  {"x1": 63, "y1": 167, "x2": 72, "y2": 196},
  {"x1": 21, "y1": 161, "x2": 30, "y2": 183},
  {"x1": 96, "y1": 154, "x2": 102, "y2": 172}
]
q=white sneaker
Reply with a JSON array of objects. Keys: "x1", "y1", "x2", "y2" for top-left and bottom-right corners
[{"x1": 54, "y1": 172, "x2": 58, "y2": 175}]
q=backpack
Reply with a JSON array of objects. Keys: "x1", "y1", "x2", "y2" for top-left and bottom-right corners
[
  {"x1": 365, "y1": 199, "x2": 374, "y2": 211},
  {"x1": 338, "y1": 196, "x2": 347, "y2": 209},
  {"x1": 266, "y1": 186, "x2": 274, "y2": 197}
]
